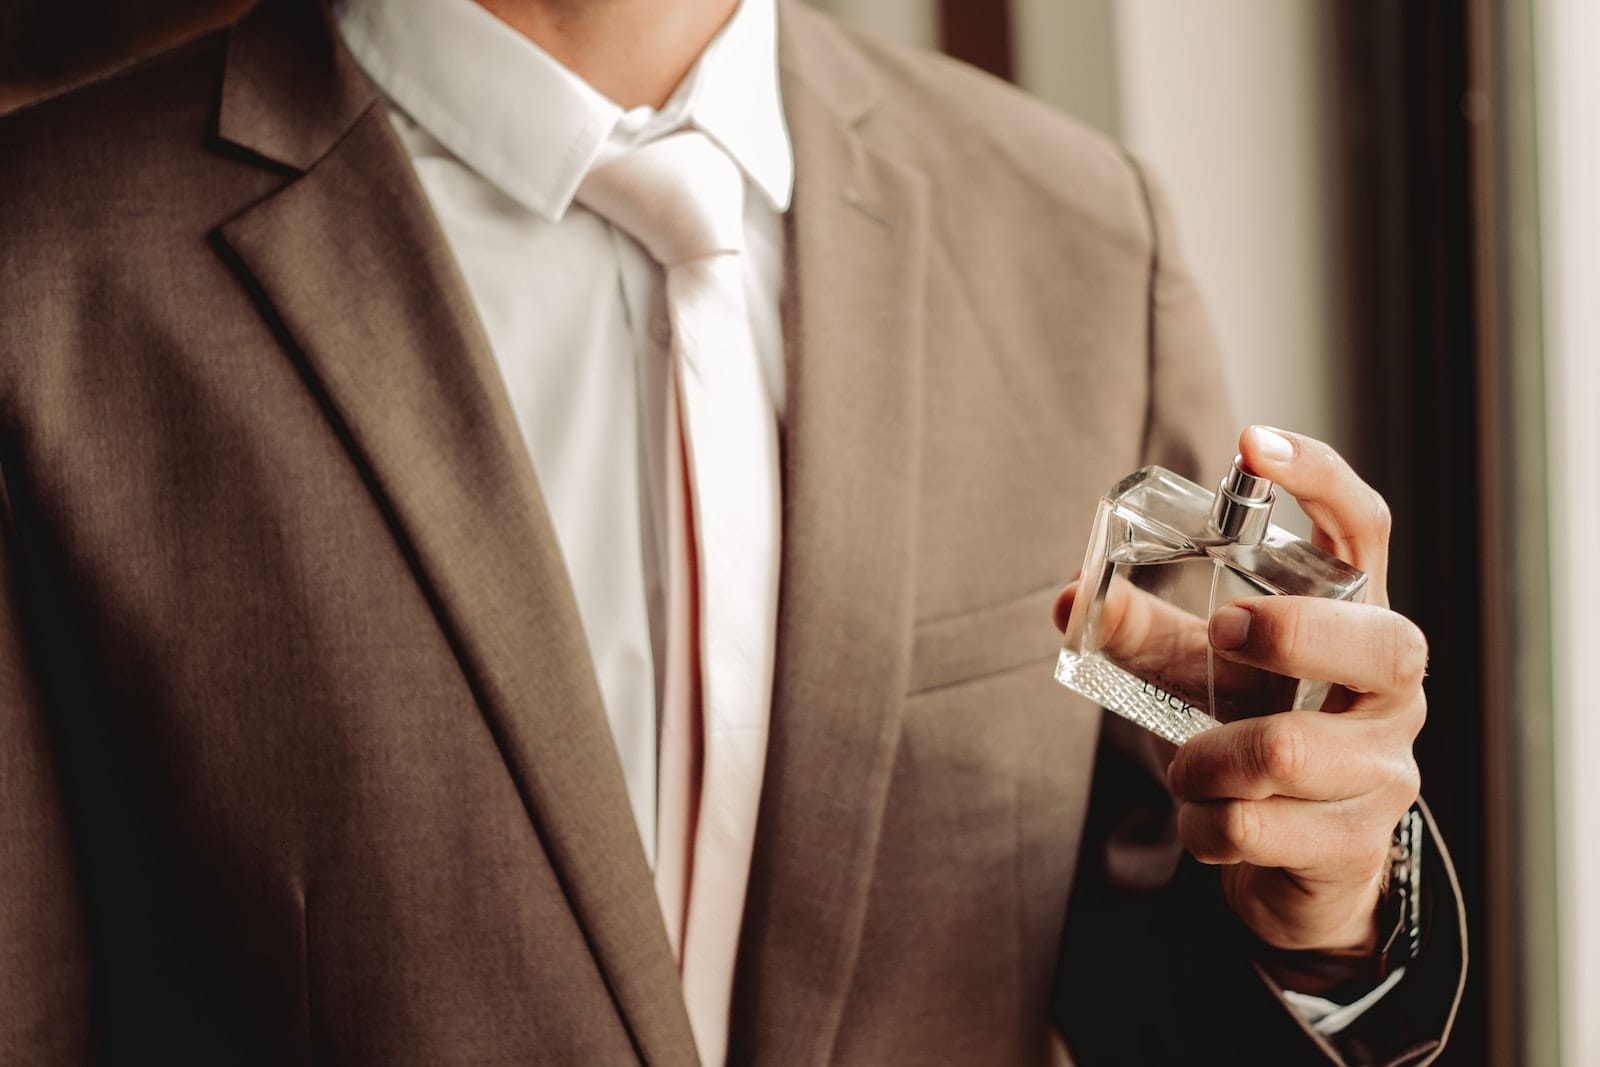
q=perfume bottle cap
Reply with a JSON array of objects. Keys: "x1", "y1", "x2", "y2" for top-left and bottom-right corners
[{"x1": 1210, "y1": 455, "x2": 1275, "y2": 545}]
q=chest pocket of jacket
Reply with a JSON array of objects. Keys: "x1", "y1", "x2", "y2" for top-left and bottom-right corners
[{"x1": 907, "y1": 580, "x2": 1064, "y2": 695}]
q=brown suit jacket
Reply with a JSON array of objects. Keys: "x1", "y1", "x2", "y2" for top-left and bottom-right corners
[{"x1": 0, "y1": 1, "x2": 1464, "y2": 1063}]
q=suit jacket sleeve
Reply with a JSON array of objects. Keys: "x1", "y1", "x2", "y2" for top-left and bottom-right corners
[
  {"x1": 1051, "y1": 157, "x2": 1467, "y2": 1067},
  {"x1": 0, "y1": 457, "x2": 93, "y2": 1062}
]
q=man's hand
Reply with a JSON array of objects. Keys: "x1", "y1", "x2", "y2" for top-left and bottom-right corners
[
  {"x1": 1168, "y1": 426, "x2": 1426, "y2": 953},
  {"x1": 1054, "y1": 426, "x2": 1427, "y2": 954}
]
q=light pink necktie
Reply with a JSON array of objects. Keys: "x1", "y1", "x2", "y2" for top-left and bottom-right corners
[{"x1": 579, "y1": 131, "x2": 781, "y2": 1066}]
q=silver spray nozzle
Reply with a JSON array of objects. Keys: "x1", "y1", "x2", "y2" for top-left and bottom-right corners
[{"x1": 1209, "y1": 455, "x2": 1275, "y2": 545}]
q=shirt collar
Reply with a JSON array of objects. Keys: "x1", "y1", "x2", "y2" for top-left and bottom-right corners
[{"x1": 333, "y1": 0, "x2": 792, "y2": 220}]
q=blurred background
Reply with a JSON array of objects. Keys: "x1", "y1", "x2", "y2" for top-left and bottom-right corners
[{"x1": 3, "y1": 1, "x2": 1596, "y2": 1063}]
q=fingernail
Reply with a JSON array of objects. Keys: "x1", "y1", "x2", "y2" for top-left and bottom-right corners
[
  {"x1": 1248, "y1": 426, "x2": 1295, "y2": 464},
  {"x1": 1210, "y1": 605, "x2": 1251, "y2": 650}
]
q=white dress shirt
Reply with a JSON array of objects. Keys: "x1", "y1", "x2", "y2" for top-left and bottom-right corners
[{"x1": 332, "y1": 0, "x2": 792, "y2": 868}]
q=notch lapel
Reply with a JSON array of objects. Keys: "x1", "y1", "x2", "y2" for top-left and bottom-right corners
[
  {"x1": 730, "y1": 9, "x2": 931, "y2": 1062},
  {"x1": 210, "y1": 3, "x2": 695, "y2": 1063}
]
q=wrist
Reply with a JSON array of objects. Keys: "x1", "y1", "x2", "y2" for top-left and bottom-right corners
[
  {"x1": 1243, "y1": 877, "x2": 1384, "y2": 998},
  {"x1": 1247, "y1": 805, "x2": 1427, "y2": 996},
  {"x1": 1227, "y1": 867, "x2": 1382, "y2": 955}
]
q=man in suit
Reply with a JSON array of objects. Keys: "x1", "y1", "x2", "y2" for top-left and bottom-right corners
[{"x1": 0, "y1": 0, "x2": 1463, "y2": 1062}]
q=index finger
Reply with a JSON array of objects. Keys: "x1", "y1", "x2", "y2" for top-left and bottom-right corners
[{"x1": 1237, "y1": 426, "x2": 1391, "y2": 606}]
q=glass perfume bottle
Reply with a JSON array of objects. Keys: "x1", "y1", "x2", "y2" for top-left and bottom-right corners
[{"x1": 1055, "y1": 458, "x2": 1368, "y2": 745}]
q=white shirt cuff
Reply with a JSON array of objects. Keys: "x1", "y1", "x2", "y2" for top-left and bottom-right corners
[{"x1": 1281, "y1": 965, "x2": 1408, "y2": 1036}]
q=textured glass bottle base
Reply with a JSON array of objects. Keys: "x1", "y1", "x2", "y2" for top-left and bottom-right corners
[{"x1": 1055, "y1": 648, "x2": 1221, "y2": 745}]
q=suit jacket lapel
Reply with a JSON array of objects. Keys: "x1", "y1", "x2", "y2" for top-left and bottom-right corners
[
  {"x1": 210, "y1": 3, "x2": 696, "y2": 1063},
  {"x1": 730, "y1": 7, "x2": 931, "y2": 1063}
]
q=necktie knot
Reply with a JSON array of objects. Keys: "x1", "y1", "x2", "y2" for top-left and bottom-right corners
[{"x1": 579, "y1": 130, "x2": 746, "y2": 267}]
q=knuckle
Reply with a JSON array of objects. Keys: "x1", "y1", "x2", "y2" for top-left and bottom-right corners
[
  {"x1": 1166, "y1": 747, "x2": 1193, "y2": 798},
  {"x1": 1254, "y1": 718, "x2": 1309, "y2": 788},
  {"x1": 1223, "y1": 799, "x2": 1263, "y2": 855},
  {"x1": 1368, "y1": 490, "x2": 1393, "y2": 539},
  {"x1": 1291, "y1": 610, "x2": 1326, "y2": 671},
  {"x1": 1395, "y1": 755, "x2": 1423, "y2": 802},
  {"x1": 1332, "y1": 803, "x2": 1390, "y2": 874},
  {"x1": 1390, "y1": 619, "x2": 1429, "y2": 688},
  {"x1": 1375, "y1": 749, "x2": 1421, "y2": 800},
  {"x1": 1412, "y1": 692, "x2": 1429, "y2": 734},
  {"x1": 1396, "y1": 691, "x2": 1428, "y2": 740},
  {"x1": 1180, "y1": 803, "x2": 1224, "y2": 862},
  {"x1": 1308, "y1": 437, "x2": 1342, "y2": 471},
  {"x1": 1257, "y1": 603, "x2": 1311, "y2": 667}
]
